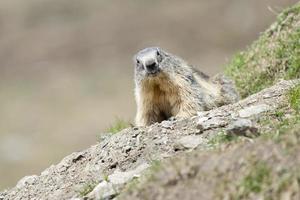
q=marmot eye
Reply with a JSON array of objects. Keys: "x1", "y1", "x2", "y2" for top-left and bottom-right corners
[
  {"x1": 156, "y1": 50, "x2": 160, "y2": 56},
  {"x1": 136, "y1": 59, "x2": 140, "y2": 64}
]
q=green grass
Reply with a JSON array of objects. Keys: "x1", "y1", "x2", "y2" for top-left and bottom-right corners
[
  {"x1": 233, "y1": 162, "x2": 300, "y2": 200},
  {"x1": 236, "y1": 162, "x2": 271, "y2": 199},
  {"x1": 107, "y1": 118, "x2": 131, "y2": 134},
  {"x1": 275, "y1": 169, "x2": 299, "y2": 195},
  {"x1": 289, "y1": 84, "x2": 300, "y2": 112},
  {"x1": 260, "y1": 85, "x2": 300, "y2": 142},
  {"x1": 274, "y1": 110, "x2": 285, "y2": 119},
  {"x1": 226, "y1": 3, "x2": 300, "y2": 98},
  {"x1": 102, "y1": 172, "x2": 109, "y2": 182},
  {"x1": 273, "y1": 84, "x2": 300, "y2": 142},
  {"x1": 208, "y1": 131, "x2": 238, "y2": 146}
]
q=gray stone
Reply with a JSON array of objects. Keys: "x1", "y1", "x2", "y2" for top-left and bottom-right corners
[
  {"x1": 0, "y1": 191, "x2": 7, "y2": 200},
  {"x1": 197, "y1": 117, "x2": 227, "y2": 130},
  {"x1": 16, "y1": 175, "x2": 38, "y2": 189},
  {"x1": 226, "y1": 119, "x2": 258, "y2": 137},
  {"x1": 87, "y1": 181, "x2": 116, "y2": 200},
  {"x1": 197, "y1": 116, "x2": 210, "y2": 124},
  {"x1": 238, "y1": 104, "x2": 271, "y2": 118},
  {"x1": 174, "y1": 135, "x2": 205, "y2": 150},
  {"x1": 160, "y1": 120, "x2": 175, "y2": 129},
  {"x1": 154, "y1": 137, "x2": 168, "y2": 145},
  {"x1": 197, "y1": 112, "x2": 207, "y2": 118},
  {"x1": 108, "y1": 163, "x2": 150, "y2": 185}
]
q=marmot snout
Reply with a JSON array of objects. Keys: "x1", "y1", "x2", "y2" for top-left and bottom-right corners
[{"x1": 134, "y1": 47, "x2": 239, "y2": 126}]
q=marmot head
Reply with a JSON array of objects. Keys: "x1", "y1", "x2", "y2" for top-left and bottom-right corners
[{"x1": 134, "y1": 47, "x2": 181, "y2": 85}]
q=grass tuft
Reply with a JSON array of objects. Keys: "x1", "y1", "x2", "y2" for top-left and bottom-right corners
[
  {"x1": 226, "y1": 3, "x2": 300, "y2": 98},
  {"x1": 208, "y1": 132, "x2": 238, "y2": 146},
  {"x1": 289, "y1": 84, "x2": 300, "y2": 112},
  {"x1": 107, "y1": 118, "x2": 131, "y2": 134},
  {"x1": 78, "y1": 181, "x2": 98, "y2": 197},
  {"x1": 236, "y1": 162, "x2": 271, "y2": 198}
]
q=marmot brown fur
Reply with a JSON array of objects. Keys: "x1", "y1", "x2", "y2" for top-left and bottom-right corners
[{"x1": 134, "y1": 47, "x2": 239, "y2": 126}]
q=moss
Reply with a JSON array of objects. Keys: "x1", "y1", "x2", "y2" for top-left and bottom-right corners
[
  {"x1": 107, "y1": 118, "x2": 131, "y2": 134},
  {"x1": 226, "y1": 3, "x2": 300, "y2": 98}
]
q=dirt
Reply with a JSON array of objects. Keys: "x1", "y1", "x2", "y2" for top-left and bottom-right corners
[{"x1": 120, "y1": 127, "x2": 300, "y2": 200}]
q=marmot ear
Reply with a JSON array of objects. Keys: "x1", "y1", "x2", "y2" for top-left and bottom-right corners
[{"x1": 156, "y1": 47, "x2": 160, "y2": 55}]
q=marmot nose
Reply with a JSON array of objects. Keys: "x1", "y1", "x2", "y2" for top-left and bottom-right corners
[{"x1": 145, "y1": 62, "x2": 158, "y2": 73}]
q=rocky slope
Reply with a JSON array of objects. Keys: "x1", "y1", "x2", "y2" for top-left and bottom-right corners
[
  {"x1": 0, "y1": 80, "x2": 298, "y2": 200},
  {"x1": 1, "y1": 2, "x2": 300, "y2": 200}
]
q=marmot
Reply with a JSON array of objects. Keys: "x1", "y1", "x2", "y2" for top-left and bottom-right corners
[{"x1": 134, "y1": 47, "x2": 239, "y2": 126}]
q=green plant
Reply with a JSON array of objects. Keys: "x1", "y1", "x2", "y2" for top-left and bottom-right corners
[
  {"x1": 208, "y1": 132, "x2": 238, "y2": 146},
  {"x1": 226, "y1": 3, "x2": 300, "y2": 98},
  {"x1": 107, "y1": 118, "x2": 130, "y2": 134},
  {"x1": 289, "y1": 84, "x2": 300, "y2": 112},
  {"x1": 78, "y1": 181, "x2": 98, "y2": 197},
  {"x1": 236, "y1": 162, "x2": 271, "y2": 198},
  {"x1": 102, "y1": 173, "x2": 109, "y2": 182}
]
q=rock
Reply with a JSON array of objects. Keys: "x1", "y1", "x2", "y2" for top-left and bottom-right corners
[
  {"x1": 160, "y1": 120, "x2": 175, "y2": 129},
  {"x1": 197, "y1": 116, "x2": 209, "y2": 124},
  {"x1": 87, "y1": 181, "x2": 116, "y2": 200},
  {"x1": 238, "y1": 104, "x2": 271, "y2": 118},
  {"x1": 197, "y1": 117, "x2": 227, "y2": 131},
  {"x1": 226, "y1": 119, "x2": 258, "y2": 137},
  {"x1": 108, "y1": 163, "x2": 150, "y2": 185},
  {"x1": 154, "y1": 137, "x2": 168, "y2": 145},
  {"x1": 87, "y1": 163, "x2": 149, "y2": 199},
  {"x1": 174, "y1": 135, "x2": 205, "y2": 150},
  {"x1": 16, "y1": 175, "x2": 38, "y2": 189},
  {"x1": 0, "y1": 191, "x2": 7, "y2": 200}
]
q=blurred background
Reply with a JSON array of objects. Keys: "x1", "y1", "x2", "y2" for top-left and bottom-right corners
[{"x1": 0, "y1": 0, "x2": 298, "y2": 189}]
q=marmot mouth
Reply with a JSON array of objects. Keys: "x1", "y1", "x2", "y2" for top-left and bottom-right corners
[{"x1": 146, "y1": 69, "x2": 161, "y2": 77}]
